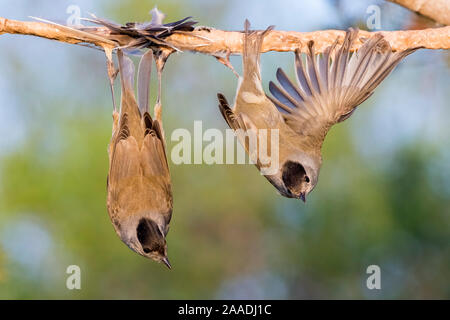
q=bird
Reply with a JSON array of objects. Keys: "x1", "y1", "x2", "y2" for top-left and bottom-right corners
[
  {"x1": 107, "y1": 49, "x2": 173, "y2": 269},
  {"x1": 32, "y1": 8, "x2": 181, "y2": 266},
  {"x1": 217, "y1": 20, "x2": 421, "y2": 202}
]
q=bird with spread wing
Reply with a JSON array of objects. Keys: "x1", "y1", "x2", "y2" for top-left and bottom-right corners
[{"x1": 218, "y1": 20, "x2": 421, "y2": 201}]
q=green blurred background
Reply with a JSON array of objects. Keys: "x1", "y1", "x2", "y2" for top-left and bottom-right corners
[{"x1": 0, "y1": 0, "x2": 449, "y2": 299}]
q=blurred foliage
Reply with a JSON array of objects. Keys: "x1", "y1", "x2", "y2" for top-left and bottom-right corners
[{"x1": 0, "y1": 0, "x2": 449, "y2": 299}]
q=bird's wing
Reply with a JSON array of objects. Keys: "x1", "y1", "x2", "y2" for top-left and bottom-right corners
[
  {"x1": 107, "y1": 115, "x2": 141, "y2": 218},
  {"x1": 140, "y1": 113, "x2": 171, "y2": 192},
  {"x1": 107, "y1": 112, "x2": 172, "y2": 220},
  {"x1": 218, "y1": 93, "x2": 266, "y2": 168},
  {"x1": 269, "y1": 29, "x2": 421, "y2": 145},
  {"x1": 217, "y1": 93, "x2": 247, "y2": 131},
  {"x1": 140, "y1": 113, "x2": 173, "y2": 225}
]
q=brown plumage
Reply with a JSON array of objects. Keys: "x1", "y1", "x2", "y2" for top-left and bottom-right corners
[
  {"x1": 218, "y1": 21, "x2": 421, "y2": 201},
  {"x1": 107, "y1": 50, "x2": 172, "y2": 268}
]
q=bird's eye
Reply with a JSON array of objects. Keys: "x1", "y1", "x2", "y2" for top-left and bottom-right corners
[
  {"x1": 305, "y1": 176, "x2": 310, "y2": 183},
  {"x1": 143, "y1": 248, "x2": 151, "y2": 254}
]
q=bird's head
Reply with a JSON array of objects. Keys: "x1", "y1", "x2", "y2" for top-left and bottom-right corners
[
  {"x1": 280, "y1": 160, "x2": 318, "y2": 201},
  {"x1": 114, "y1": 215, "x2": 171, "y2": 269},
  {"x1": 267, "y1": 152, "x2": 320, "y2": 201}
]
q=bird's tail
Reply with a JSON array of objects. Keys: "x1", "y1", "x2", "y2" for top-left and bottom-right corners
[
  {"x1": 116, "y1": 50, "x2": 146, "y2": 129},
  {"x1": 241, "y1": 20, "x2": 274, "y2": 93}
]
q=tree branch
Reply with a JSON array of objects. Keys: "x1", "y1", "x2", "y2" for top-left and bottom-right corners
[
  {"x1": 0, "y1": 17, "x2": 116, "y2": 49},
  {"x1": 1, "y1": 17, "x2": 449, "y2": 57},
  {"x1": 387, "y1": 0, "x2": 450, "y2": 25},
  {"x1": 169, "y1": 26, "x2": 450, "y2": 55}
]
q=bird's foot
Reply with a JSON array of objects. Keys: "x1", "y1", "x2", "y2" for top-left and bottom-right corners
[{"x1": 215, "y1": 49, "x2": 239, "y2": 78}]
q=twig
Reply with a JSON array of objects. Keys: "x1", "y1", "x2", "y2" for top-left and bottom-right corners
[
  {"x1": 1, "y1": 17, "x2": 449, "y2": 56},
  {"x1": 0, "y1": 17, "x2": 116, "y2": 49}
]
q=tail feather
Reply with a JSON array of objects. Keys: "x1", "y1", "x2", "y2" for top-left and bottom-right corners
[
  {"x1": 117, "y1": 50, "x2": 135, "y2": 99},
  {"x1": 117, "y1": 50, "x2": 142, "y2": 124},
  {"x1": 137, "y1": 50, "x2": 153, "y2": 115},
  {"x1": 242, "y1": 20, "x2": 274, "y2": 90}
]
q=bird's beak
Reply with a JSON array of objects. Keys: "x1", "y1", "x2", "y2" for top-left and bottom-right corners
[
  {"x1": 299, "y1": 192, "x2": 306, "y2": 202},
  {"x1": 162, "y1": 256, "x2": 172, "y2": 270}
]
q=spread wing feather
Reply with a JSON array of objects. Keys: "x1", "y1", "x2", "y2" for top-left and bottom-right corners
[{"x1": 269, "y1": 28, "x2": 421, "y2": 144}]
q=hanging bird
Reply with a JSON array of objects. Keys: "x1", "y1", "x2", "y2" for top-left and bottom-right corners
[
  {"x1": 32, "y1": 9, "x2": 180, "y2": 266},
  {"x1": 217, "y1": 20, "x2": 421, "y2": 202},
  {"x1": 107, "y1": 49, "x2": 173, "y2": 269}
]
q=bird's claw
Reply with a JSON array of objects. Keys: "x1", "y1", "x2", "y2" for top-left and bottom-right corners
[{"x1": 215, "y1": 49, "x2": 239, "y2": 78}]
